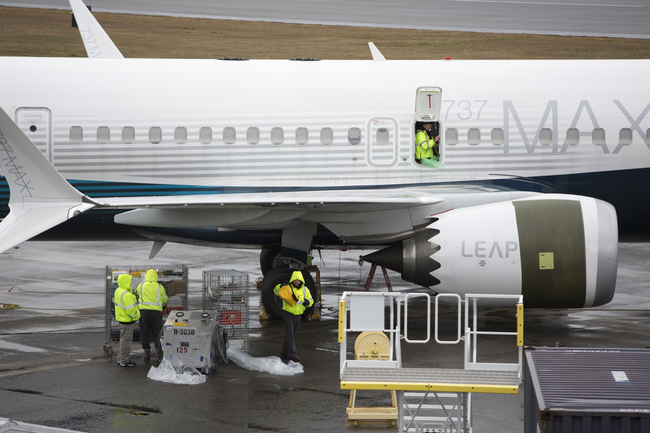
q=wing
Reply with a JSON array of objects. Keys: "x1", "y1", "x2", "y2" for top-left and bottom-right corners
[{"x1": 0, "y1": 106, "x2": 97, "y2": 253}]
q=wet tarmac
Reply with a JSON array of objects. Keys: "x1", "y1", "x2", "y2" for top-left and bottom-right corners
[{"x1": 0, "y1": 241, "x2": 649, "y2": 432}]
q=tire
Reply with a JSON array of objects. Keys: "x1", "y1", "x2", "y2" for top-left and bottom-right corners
[
  {"x1": 261, "y1": 266, "x2": 316, "y2": 320},
  {"x1": 259, "y1": 248, "x2": 282, "y2": 276}
]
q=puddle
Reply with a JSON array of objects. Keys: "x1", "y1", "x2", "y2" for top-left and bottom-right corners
[{"x1": 0, "y1": 339, "x2": 48, "y2": 353}]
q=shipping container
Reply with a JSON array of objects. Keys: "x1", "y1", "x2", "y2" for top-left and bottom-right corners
[{"x1": 525, "y1": 347, "x2": 650, "y2": 433}]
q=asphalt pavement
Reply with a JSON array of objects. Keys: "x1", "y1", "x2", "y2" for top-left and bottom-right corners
[
  {"x1": 2, "y1": 0, "x2": 649, "y2": 39},
  {"x1": 0, "y1": 241, "x2": 649, "y2": 432}
]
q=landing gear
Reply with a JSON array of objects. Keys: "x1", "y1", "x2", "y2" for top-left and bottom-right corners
[
  {"x1": 260, "y1": 265, "x2": 316, "y2": 319},
  {"x1": 259, "y1": 248, "x2": 282, "y2": 276}
]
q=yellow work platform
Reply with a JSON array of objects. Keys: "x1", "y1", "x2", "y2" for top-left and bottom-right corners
[{"x1": 341, "y1": 367, "x2": 519, "y2": 394}]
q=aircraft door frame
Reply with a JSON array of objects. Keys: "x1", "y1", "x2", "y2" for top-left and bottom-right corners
[
  {"x1": 414, "y1": 87, "x2": 444, "y2": 165},
  {"x1": 367, "y1": 117, "x2": 398, "y2": 167},
  {"x1": 16, "y1": 107, "x2": 53, "y2": 163}
]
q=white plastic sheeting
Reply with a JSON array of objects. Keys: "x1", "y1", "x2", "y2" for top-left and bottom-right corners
[
  {"x1": 147, "y1": 356, "x2": 206, "y2": 385},
  {"x1": 227, "y1": 348, "x2": 304, "y2": 376},
  {"x1": 0, "y1": 417, "x2": 85, "y2": 432}
]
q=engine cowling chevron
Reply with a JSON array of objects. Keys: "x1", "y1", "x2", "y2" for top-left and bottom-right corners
[{"x1": 363, "y1": 194, "x2": 618, "y2": 308}]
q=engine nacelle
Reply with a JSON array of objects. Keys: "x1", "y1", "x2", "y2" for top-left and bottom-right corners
[{"x1": 363, "y1": 194, "x2": 618, "y2": 308}]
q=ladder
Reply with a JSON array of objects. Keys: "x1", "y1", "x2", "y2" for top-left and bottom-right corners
[{"x1": 400, "y1": 391, "x2": 468, "y2": 433}]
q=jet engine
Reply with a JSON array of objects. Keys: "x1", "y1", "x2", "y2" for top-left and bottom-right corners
[{"x1": 362, "y1": 194, "x2": 618, "y2": 308}]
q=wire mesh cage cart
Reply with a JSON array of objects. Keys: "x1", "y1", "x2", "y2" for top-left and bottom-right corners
[
  {"x1": 104, "y1": 264, "x2": 188, "y2": 356},
  {"x1": 202, "y1": 269, "x2": 250, "y2": 353}
]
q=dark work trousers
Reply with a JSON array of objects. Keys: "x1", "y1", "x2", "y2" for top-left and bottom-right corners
[
  {"x1": 139, "y1": 309, "x2": 163, "y2": 351},
  {"x1": 281, "y1": 309, "x2": 301, "y2": 361}
]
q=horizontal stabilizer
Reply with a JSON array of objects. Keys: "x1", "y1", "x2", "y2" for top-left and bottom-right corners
[
  {"x1": 0, "y1": 106, "x2": 95, "y2": 253},
  {"x1": 70, "y1": 0, "x2": 124, "y2": 59}
]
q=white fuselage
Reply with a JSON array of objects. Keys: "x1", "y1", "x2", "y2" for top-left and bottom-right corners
[{"x1": 2, "y1": 57, "x2": 649, "y2": 192}]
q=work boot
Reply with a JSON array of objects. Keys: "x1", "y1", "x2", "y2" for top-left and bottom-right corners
[{"x1": 144, "y1": 349, "x2": 151, "y2": 361}]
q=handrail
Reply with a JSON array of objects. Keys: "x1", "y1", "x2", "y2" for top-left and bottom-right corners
[
  {"x1": 463, "y1": 293, "x2": 523, "y2": 380},
  {"x1": 340, "y1": 291, "x2": 523, "y2": 382}
]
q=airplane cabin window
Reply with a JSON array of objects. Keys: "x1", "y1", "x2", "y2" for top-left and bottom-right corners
[
  {"x1": 123, "y1": 126, "x2": 135, "y2": 144},
  {"x1": 540, "y1": 128, "x2": 553, "y2": 146},
  {"x1": 445, "y1": 128, "x2": 458, "y2": 145},
  {"x1": 149, "y1": 127, "x2": 162, "y2": 144},
  {"x1": 97, "y1": 126, "x2": 110, "y2": 144},
  {"x1": 348, "y1": 127, "x2": 361, "y2": 145},
  {"x1": 491, "y1": 128, "x2": 504, "y2": 146},
  {"x1": 271, "y1": 127, "x2": 284, "y2": 145},
  {"x1": 592, "y1": 128, "x2": 606, "y2": 146},
  {"x1": 566, "y1": 128, "x2": 580, "y2": 146},
  {"x1": 223, "y1": 127, "x2": 236, "y2": 144},
  {"x1": 320, "y1": 127, "x2": 333, "y2": 145},
  {"x1": 468, "y1": 128, "x2": 481, "y2": 146},
  {"x1": 174, "y1": 127, "x2": 187, "y2": 144},
  {"x1": 296, "y1": 127, "x2": 309, "y2": 145},
  {"x1": 199, "y1": 127, "x2": 212, "y2": 145},
  {"x1": 70, "y1": 126, "x2": 83, "y2": 144},
  {"x1": 247, "y1": 127, "x2": 259, "y2": 144},
  {"x1": 376, "y1": 128, "x2": 389, "y2": 145},
  {"x1": 619, "y1": 128, "x2": 632, "y2": 146}
]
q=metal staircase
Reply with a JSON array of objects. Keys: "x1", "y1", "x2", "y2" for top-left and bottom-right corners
[
  {"x1": 400, "y1": 391, "x2": 470, "y2": 433},
  {"x1": 338, "y1": 291, "x2": 523, "y2": 432}
]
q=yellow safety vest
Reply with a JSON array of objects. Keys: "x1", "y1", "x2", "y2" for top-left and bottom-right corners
[
  {"x1": 274, "y1": 270, "x2": 314, "y2": 315},
  {"x1": 137, "y1": 269, "x2": 168, "y2": 311},
  {"x1": 114, "y1": 274, "x2": 140, "y2": 323}
]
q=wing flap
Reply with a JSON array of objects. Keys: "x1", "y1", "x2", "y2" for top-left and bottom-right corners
[{"x1": 104, "y1": 191, "x2": 443, "y2": 209}]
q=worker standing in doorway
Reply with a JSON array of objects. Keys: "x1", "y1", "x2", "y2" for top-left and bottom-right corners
[
  {"x1": 114, "y1": 273, "x2": 140, "y2": 367},
  {"x1": 136, "y1": 269, "x2": 168, "y2": 362},
  {"x1": 274, "y1": 270, "x2": 313, "y2": 363},
  {"x1": 415, "y1": 121, "x2": 443, "y2": 168}
]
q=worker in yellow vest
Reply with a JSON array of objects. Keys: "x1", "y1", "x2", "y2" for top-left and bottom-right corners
[
  {"x1": 274, "y1": 270, "x2": 313, "y2": 363},
  {"x1": 113, "y1": 273, "x2": 140, "y2": 367},
  {"x1": 415, "y1": 121, "x2": 442, "y2": 168},
  {"x1": 136, "y1": 269, "x2": 168, "y2": 361}
]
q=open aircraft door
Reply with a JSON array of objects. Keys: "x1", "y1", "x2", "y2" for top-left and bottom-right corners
[
  {"x1": 415, "y1": 87, "x2": 442, "y2": 122},
  {"x1": 15, "y1": 107, "x2": 53, "y2": 163}
]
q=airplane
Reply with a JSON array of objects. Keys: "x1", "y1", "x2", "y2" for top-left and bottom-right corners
[{"x1": 1, "y1": 0, "x2": 648, "y2": 319}]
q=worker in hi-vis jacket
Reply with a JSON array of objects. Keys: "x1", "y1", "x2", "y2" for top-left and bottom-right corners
[{"x1": 274, "y1": 270, "x2": 313, "y2": 363}]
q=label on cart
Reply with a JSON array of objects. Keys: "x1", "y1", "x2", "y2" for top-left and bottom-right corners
[{"x1": 174, "y1": 328, "x2": 195, "y2": 336}]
